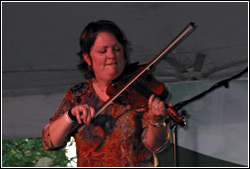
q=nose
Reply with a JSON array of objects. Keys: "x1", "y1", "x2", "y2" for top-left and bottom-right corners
[{"x1": 107, "y1": 48, "x2": 116, "y2": 59}]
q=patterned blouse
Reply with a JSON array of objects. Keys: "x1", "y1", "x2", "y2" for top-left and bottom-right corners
[{"x1": 41, "y1": 80, "x2": 170, "y2": 167}]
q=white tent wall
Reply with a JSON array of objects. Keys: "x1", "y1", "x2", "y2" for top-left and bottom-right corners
[
  {"x1": 2, "y1": 2, "x2": 248, "y2": 167},
  {"x1": 166, "y1": 80, "x2": 248, "y2": 166},
  {"x1": 2, "y1": 80, "x2": 248, "y2": 166},
  {"x1": 2, "y1": 87, "x2": 68, "y2": 139}
]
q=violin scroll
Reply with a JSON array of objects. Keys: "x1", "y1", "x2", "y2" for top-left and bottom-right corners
[{"x1": 166, "y1": 106, "x2": 187, "y2": 127}]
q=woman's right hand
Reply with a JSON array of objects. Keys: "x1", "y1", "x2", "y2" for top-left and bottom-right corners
[{"x1": 71, "y1": 105, "x2": 96, "y2": 125}]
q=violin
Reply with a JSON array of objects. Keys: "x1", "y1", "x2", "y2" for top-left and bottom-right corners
[
  {"x1": 92, "y1": 22, "x2": 195, "y2": 127},
  {"x1": 107, "y1": 62, "x2": 169, "y2": 109},
  {"x1": 108, "y1": 61, "x2": 187, "y2": 126}
]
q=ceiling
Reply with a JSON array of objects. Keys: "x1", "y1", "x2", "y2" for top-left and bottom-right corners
[{"x1": 2, "y1": 2, "x2": 248, "y2": 96}]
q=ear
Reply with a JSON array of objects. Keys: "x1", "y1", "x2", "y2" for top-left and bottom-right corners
[{"x1": 83, "y1": 54, "x2": 92, "y2": 66}]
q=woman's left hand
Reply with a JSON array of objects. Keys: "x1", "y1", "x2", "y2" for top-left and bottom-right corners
[{"x1": 148, "y1": 94, "x2": 167, "y2": 124}]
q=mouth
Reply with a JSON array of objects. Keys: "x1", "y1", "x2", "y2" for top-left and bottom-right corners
[{"x1": 105, "y1": 62, "x2": 117, "y2": 66}]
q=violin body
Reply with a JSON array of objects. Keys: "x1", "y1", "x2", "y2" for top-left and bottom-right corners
[
  {"x1": 107, "y1": 62, "x2": 169, "y2": 109},
  {"x1": 107, "y1": 62, "x2": 186, "y2": 126}
]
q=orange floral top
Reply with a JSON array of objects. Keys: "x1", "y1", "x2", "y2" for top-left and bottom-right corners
[{"x1": 41, "y1": 80, "x2": 168, "y2": 167}]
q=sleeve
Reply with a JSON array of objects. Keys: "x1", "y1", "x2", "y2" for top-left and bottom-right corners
[
  {"x1": 141, "y1": 109, "x2": 171, "y2": 153},
  {"x1": 41, "y1": 89, "x2": 76, "y2": 151}
]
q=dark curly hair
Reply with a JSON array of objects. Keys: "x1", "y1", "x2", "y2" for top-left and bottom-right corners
[{"x1": 77, "y1": 20, "x2": 131, "y2": 79}]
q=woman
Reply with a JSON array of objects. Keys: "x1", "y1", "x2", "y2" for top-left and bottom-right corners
[{"x1": 41, "y1": 20, "x2": 171, "y2": 167}]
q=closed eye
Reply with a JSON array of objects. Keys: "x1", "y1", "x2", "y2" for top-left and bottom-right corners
[{"x1": 98, "y1": 49, "x2": 107, "y2": 53}]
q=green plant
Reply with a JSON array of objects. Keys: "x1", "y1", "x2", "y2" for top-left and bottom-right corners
[{"x1": 2, "y1": 137, "x2": 74, "y2": 167}]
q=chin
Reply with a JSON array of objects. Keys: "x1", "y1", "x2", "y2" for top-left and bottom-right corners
[
  {"x1": 104, "y1": 67, "x2": 124, "y2": 80},
  {"x1": 109, "y1": 73, "x2": 120, "y2": 80},
  {"x1": 107, "y1": 71, "x2": 122, "y2": 80}
]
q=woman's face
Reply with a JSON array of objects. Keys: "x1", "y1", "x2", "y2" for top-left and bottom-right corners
[{"x1": 84, "y1": 32, "x2": 125, "y2": 83}]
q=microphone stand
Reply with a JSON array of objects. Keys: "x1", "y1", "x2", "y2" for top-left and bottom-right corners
[
  {"x1": 166, "y1": 67, "x2": 248, "y2": 167},
  {"x1": 173, "y1": 67, "x2": 248, "y2": 111},
  {"x1": 172, "y1": 122, "x2": 178, "y2": 167}
]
